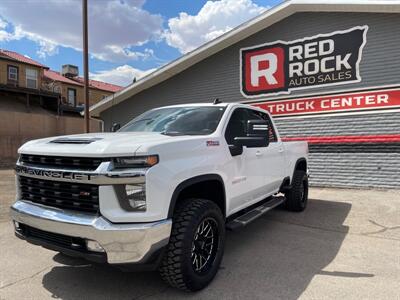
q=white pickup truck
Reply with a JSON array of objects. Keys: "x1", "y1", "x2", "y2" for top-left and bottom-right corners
[{"x1": 11, "y1": 102, "x2": 308, "y2": 291}]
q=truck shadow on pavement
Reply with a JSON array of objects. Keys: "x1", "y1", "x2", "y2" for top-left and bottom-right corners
[{"x1": 41, "y1": 199, "x2": 355, "y2": 300}]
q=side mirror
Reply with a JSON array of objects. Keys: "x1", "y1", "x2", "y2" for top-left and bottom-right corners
[
  {"x1": 228, "y1": 119, "x2": 270, "y2": 156},
  {"x1": 247, "y1": 119, "x2": 269, "y2": 140},
  {"x1": 111, "y1": 123, "x2": 121, "y2": 132},
  {"x1": 229, "y1": 144, "x2": 243, "y2": 157},
  {"x1": 233, "y1": 119, "x2": 270, "y2": 148}
]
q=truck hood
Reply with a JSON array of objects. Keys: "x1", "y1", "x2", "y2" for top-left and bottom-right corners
[{"x1": 18, "y1": 132, "x2": 188, "y2": 157}]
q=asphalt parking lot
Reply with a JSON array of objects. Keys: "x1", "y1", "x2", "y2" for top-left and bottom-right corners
[{"x1": 0, "y1": 168, "x2": 399, "y2": 300}]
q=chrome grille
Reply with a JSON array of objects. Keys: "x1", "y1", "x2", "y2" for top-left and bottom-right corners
[
  {"x1": 19, "y1": 176, "x2": 99, "y2": 213},
  {"x1": 20, "y1": 154, "x2": 104, "y2": 171}
]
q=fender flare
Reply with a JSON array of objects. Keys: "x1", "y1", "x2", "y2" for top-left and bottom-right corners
[
  {"x1": 291, "y1": 158, "x2": 307, "y2": 184},
  {"x1": 167, "y1": 174, "x2": 226, "y2": 218}
]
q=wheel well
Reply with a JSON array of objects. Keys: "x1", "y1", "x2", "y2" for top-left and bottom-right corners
[
  {"x1": 296, "y1": 159, "x2": 307, "y2": 172},
  {"x1": 279, "y1": 176, "x2": 291, "y2": 192},
  {"x1": 168, "y1": 175, "x2": 226, "y2": 218},
  {"x1": 291, "y1": 158, "x2": 307, "y2": 185}
]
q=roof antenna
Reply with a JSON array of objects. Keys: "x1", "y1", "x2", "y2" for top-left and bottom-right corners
[{"x1": 213, "y1": 98, "x2": 222, "y2": 104}]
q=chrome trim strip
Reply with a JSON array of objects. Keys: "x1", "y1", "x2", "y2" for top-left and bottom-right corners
[
  {"x1": 15, "y1": 161, "x2": 146, "y2": 184},
  {"x1": 11, "y1": 201, "x2": 172, "y2": 264}
]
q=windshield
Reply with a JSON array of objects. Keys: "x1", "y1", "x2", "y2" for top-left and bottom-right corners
[{"x1": 119, "y1": 106, "x2": 226, "y2": 135}]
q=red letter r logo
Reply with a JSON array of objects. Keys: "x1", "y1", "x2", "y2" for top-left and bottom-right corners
[{"x1": 243, "y1": 46, "x2": 285, "y2": 95}]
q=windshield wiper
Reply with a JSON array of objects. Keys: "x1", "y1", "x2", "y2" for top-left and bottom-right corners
[{"x1": 127, "y1": 118, "x2": 154, "y2": 126}]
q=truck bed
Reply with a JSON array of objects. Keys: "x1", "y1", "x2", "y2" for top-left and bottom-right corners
[{"x1": 282, "y1": 141, "x2": 308, "y2": 178}]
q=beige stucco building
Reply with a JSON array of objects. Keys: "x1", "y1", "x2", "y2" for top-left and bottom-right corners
[{"x1": 0, "y1": 49, "x2": 123, "y2": 114}]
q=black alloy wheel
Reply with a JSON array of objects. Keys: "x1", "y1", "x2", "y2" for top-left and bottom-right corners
[
  {"x1": 285, "y1": 170, "x2": 308, "y2": 212},
  {"x1": 191, "y1": 217, "x2": 219, "y2": 274},
  {"x1": 159, "y1": 198, "x2": 225, "y2": 292}
]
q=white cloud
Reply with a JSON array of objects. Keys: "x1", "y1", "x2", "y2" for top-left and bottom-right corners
[
  {"x1": 13, "y1": 25, "x2": 60, "y2": 58},
  {"x1": 164, "y1": 0, "x2": 268, "y2": 54},
  {"x1": 93, "y1": 46, "x2": 154, "y2": 62},
  {"x1": 90, "y1": 65, "x2": 156, "y2": 86},
  {"x1": 0, "y1": 17, "x2": 13, "y2": 41},
  {"x1": 0, "y1": 0, "x2": 163, "y2": 62}
]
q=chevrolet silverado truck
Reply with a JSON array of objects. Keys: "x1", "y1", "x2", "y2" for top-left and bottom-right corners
[{"x1": 11, "y1": 102, "x2": 308, "y2": 292}]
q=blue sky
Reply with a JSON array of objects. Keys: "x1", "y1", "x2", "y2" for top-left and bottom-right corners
[{"x1": 0, "y1": 0, "x2": 282, "y2": 86}]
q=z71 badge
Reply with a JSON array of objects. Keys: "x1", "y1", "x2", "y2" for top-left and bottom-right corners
[{"x1": 206, "y1": 140, "x2": 220, "y2": 147}]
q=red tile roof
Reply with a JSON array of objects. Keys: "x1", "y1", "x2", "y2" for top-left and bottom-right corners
[
  {"x1": 44, "y1": 69, "x2": 123, "y2": 93},
  {"x1": 0, "y1": 49, "x2": 48, "y2": 69},
  {"x1": 44, "y1": 69, "x2": 83, "y2": 86},
  {"x1": 73, "y1": 77, "x2": 123, "y2": 93}
]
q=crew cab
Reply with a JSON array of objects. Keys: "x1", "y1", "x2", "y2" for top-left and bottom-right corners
[{"x1": 11, "y1": 102, "x2": 308, "y2": 291}]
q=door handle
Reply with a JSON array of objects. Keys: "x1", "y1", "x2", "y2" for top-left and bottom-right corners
[
  {"x1": 256, "y1": 150, "x2": 263, "y2": 156},
  {"x1": 278, "y1": 147, "x2": 284, "y2": 153}
]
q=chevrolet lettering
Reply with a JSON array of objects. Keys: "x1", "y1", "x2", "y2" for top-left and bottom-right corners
[{"x1": 15, "y1": 165, "x2": 93, "y2": 181}]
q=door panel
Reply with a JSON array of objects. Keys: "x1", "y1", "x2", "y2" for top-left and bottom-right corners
[
  {"x1": 246, "y1": 109, "x2": 285, "y2": 195},
  {"x1": 67, "y1": 88, "x2": 76, "y2": 106},
  {"x1": 224, "y1": 108, "x2": 269, "y2": 214},
  {"x1": 262, "y1": 141, "x2": 285, "y2": 194}
]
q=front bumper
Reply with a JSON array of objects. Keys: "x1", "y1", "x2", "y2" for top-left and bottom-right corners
[{"x1": 10, "y1": 201, "x2": 172, "y2": 265}]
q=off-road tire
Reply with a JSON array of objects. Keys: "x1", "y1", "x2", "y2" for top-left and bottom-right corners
[
  {"x1": 159, "y1": 198, "x2": 225, "y2": 292},
  {"x1": 285, "y1": 170, "x2": 308, "y2": 212}
]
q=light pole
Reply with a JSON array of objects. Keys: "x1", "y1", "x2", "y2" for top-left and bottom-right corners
[{"x1": 82, "y1": 0, "x2": 90, "y2": 133}]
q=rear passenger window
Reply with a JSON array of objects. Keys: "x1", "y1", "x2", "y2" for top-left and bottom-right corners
[{"x1": 247, "y1": 110, "x2": 278, "y2": 142}]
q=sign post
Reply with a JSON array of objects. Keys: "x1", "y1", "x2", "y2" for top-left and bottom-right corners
[{"x1": 82, "y1": 0, "x2": 90, "y2": 133}]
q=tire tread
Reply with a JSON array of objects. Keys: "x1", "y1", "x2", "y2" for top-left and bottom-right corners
[
  {"x1": 159, "y1": 198, "x2": 221, "y2": 291},
  {"x1": 285, "y1": 170, "x2": 308, "y2": 212}
]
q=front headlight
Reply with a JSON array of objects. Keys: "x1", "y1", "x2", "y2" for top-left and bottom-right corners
[
  {"x1": 125, "y1": 183, "x2": 146, "y2": 211},
  {"x1": 113, "y1": 155, "x2": 159, "y2": 169}
]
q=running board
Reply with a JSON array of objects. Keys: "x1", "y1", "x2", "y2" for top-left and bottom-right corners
[{"x1": 226, "y1": 196, "x2": 285, "y2": 230}]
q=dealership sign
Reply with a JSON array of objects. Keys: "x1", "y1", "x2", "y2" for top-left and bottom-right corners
[
  {"x1": 252, "y1": 88, "x2": 400, "y2": 117},
  {"x1": 241, "y1": 26, "x2": 368, "y2": 97}
]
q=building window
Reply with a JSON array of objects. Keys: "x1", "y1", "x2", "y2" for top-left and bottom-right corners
[
  {"x1": 26, "y1": 68, "x2": 38, "y2": 89},
  {"x1": 8, "y1": 65, "x2": 18, "y2": 81},
  {"x1": 67, "y1": 88, "x2": 77, "y2": 106},
  {"x1": 53, "y1": 85, "x2": 61, "y2": 93}
]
